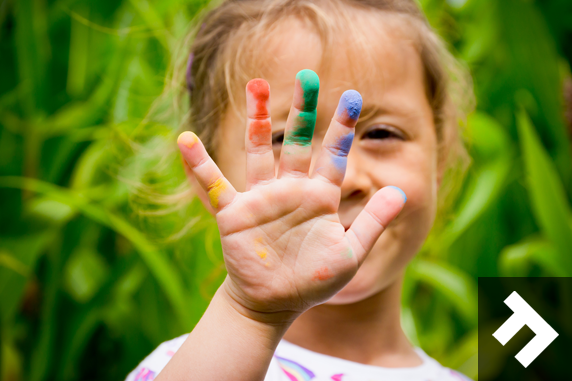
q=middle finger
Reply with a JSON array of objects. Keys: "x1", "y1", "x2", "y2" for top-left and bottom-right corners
[{"x1": 277, "y1": 69, "x2": 320, "y2": 178}]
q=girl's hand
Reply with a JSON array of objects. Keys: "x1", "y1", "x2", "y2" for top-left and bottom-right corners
[{"x1": 178, "y1": 70, "x2": 405, "y2": 324}]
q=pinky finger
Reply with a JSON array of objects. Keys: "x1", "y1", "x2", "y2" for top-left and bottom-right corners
[
  {"x1": 345, "y1": 186, "x2": 406, "y2": 265},
  {"x1": 178, "y1": 131, "x2": 237, "y2": 211}
]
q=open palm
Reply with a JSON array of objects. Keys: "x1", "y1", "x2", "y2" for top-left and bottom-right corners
[{"x1": 178, "y1": 70, "x2": 405, "y2": 319}]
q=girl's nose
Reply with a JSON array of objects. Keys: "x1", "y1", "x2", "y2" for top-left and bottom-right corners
[{"x1": 340, "y1": 151, "x2": 373, "y2": 201}]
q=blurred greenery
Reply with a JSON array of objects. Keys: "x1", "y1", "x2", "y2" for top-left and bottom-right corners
[{"x1": 0, "y1": 0, "x2": 571, "y2": 380}]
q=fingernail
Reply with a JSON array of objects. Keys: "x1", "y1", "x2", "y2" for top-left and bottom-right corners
[
  {"x1": 387, "y1": 185, "x2": 407, "y2": 203},
  {"x1": 177, "y1": 131, "x2": 198, "y2": 148}
]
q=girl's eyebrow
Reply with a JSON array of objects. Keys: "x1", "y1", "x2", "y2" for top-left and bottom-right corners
[
  {"x1": 358, "y1": 101, "x2": 418, "y2": 123},
  {"x1": 358, "y1": 104, "x2": 383, "y2": 123}
]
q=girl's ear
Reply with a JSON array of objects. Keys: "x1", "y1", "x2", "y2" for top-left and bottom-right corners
[{"x1": 181, "y1": 156, "x2": 216, "y2": 216}]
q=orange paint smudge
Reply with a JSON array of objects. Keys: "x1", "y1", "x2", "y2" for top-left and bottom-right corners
[
  {"x1": 207, "y1": 178, "x2": 226, "y2": 208},
  {"x1": 246, "y1": 79, "x2": 270, "y2": 117},
  {"x1": 254, "y1": 237, "x2": 270, "y2": 264},
  {"x1": 313, "y1": 267, "x2": 333, "y2": 281},
  {"x1": 249, "y1": 120, "x2": 272, "y2": 146},
  {"x1": 256, "y1": 249, "x2": 267, "y2": 260}
]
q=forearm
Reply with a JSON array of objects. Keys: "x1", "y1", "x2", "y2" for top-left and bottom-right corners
[{"x1": 155, "y1": 285, "x2": 296, "y2": 381}]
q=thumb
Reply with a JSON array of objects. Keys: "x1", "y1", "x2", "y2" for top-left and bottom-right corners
[{"x1": 345, "y1": 186, "x2": 406, "y2": 265}]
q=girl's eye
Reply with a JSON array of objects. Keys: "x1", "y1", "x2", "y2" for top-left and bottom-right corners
[
  {"x1": 272, "y1": 131, "x2": 285, "y2": 146},
  {"x1": 362, "y1": 125, "x2": 405, "y2": 141}
]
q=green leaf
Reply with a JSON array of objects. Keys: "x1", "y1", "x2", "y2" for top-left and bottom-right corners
[
  {"x1": 438, "y1": 112, "x2": 513, "y2": 249},
  {"x1": 0, "y1": 176, "x2": 192, "y2": 328},
  {"x1": 499, "y1": 237, "x2": 568, "y2": 277},
  {"x1": 128, "y1": 0, "x2": 170, "y2": 50},
  {"x1": 410, "y1": 259, "x2": 478, "y2": 325},
  {"x1": 63, "y1": 248, "x2": 110, "y2": 303},
  {"x1": 14, "y1": 0, "x2": 50, "y2": 114},
  {"x1": 441, "y1": 157, "x2": 512, "y2": 249},
  {"x1": 517, "y1": 110, "x2": 572, "y2": 274},
  {"x1": 0, "y1": 232, "x2": 54, "y2": 324}
]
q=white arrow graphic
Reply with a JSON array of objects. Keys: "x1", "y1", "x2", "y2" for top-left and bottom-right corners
[{"x1": 492, "y1": 291, "x2": 558, "y2": 368}]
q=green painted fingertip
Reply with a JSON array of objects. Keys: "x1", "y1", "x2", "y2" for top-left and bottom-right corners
[
  {"x1": 296, "y1": 69, "x2": 320, "y2": 111},
  {"x1": 387, "y1": 185, "x2": 407, "y2": 203}
]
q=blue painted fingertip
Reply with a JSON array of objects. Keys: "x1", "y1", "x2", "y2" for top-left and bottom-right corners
[
  {"x1": 387, "y1": 185, "x2": 407, "y2": 203},
  {"x1": 339, "y1": 90, "x2": 362, "y2": 120}
]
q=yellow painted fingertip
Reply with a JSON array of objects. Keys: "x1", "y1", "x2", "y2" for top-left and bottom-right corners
[{"x1": 177, "y1": 131, "x2": 198, "y2": 149}]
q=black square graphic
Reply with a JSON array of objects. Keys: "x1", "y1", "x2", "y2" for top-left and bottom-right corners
[{"x1": 478, "y1": 277, "x2": 572, "y2": 380}]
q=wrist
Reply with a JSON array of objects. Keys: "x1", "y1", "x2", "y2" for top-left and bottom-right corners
[{"x1": 217, "y1": 279, "x2": 301, "y2": 329}]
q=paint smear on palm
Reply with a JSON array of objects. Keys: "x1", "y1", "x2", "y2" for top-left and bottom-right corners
[
  {"x1": 207, "y1": 178, "x2": 226, "y2": 208},
  {"x1": 341, "y1": 247, "x2": 353, "y2": 259},
  {"x1": 254, "y1": 237, "x2": 270, "y2": 266},
  {"x1": 313, "y1": 266, "x2": 333, "y2": 281},
  {"x1": 284, "y1": 69, "x2": 319, "y2": 146},
  {"x1": 246, "y1": 79, "x2": 272, "y2": 146}
]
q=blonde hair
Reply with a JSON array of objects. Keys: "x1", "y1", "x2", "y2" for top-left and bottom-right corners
[{"x1": 135, "y1": 0, "x2": 473, "y2": 237}]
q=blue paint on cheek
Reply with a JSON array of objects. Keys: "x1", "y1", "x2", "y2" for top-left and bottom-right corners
[{"x1": 338, "y1": 90, "x2": 363, "y2": 120}]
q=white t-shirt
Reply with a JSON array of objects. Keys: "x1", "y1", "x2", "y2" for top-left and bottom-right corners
[{"x1": 125, "y1": 334, "x2": 473, "y2": 381}]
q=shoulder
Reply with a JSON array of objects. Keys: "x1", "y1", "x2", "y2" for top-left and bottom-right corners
[{"x1": 125, "y1": 334, "x2": 189, "y2": 381}]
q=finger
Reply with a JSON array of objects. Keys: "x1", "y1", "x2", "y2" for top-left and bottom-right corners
[
  {"x1": 312, "y1": 90, "x2": 362, "y2": 186},
  {"x1": 180, "y1": 154, "x2": 217, "y2": 215},
  {"x1": 345, "y1": 186, "x2": 406, "y2": 265},
  {"x1": 178, "y1": 131, "x2": 237, "y2": 211},
  {"x1": 278, "y1": 69, "x2": 319, "y2": 178},
  {"x1": 245, "y1": 79, "x2": 275, "y2": 189}
]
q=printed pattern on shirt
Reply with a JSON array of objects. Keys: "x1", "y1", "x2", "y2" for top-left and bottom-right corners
[
  {"x1": 125, "y1": 334, "x2": 474, "y2": 381},
  {"x1": 133, "y1": 368, "x2": 155, "y2": 381},
  {"x1": 275, "y1": 356, "x2": 316, "y2": 381}
]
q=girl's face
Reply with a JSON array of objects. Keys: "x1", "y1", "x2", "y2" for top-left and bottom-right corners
[{"x1": 213, "y1": 14, "x2": 440, "y2": 305}]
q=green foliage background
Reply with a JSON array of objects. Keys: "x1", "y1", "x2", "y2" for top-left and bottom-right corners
[{"x1": 1, "y1": 0, "x2": 571, "y2": 380}]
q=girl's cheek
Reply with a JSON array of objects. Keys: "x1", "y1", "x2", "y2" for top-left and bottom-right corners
[{"x1": 401, "y1": 156, "x2": 439, "y2": 223}]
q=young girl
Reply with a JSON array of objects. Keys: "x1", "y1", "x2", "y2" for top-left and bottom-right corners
[{"x1": 127, "y1": 0, "x2": 473, "y2": 380}]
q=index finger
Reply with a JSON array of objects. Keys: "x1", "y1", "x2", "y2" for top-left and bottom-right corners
[{"x1": 178, "y1": 131, "x2": 237, "y2": 211}]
